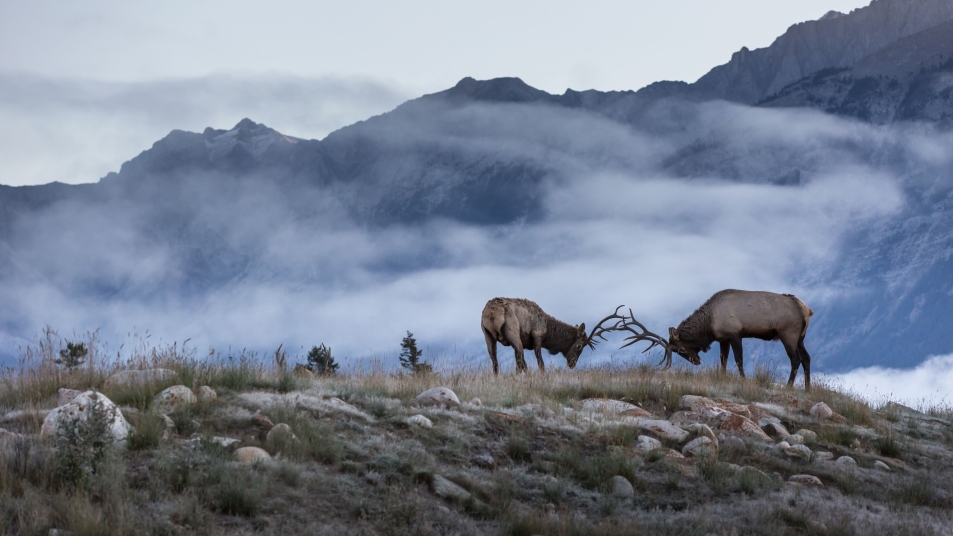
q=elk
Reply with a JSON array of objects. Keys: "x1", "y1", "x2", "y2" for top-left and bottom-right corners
[
  {"x1": 481, "y1": 298, "x2": 629, "y2": 374},
  {"x1": 619, "y1": 290, "x2": 815, "y2": 390}
]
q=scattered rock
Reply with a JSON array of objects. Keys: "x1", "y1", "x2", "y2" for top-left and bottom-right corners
[
  {"x1": 678, "y1": 395, "x2": 718, "y2": 412},
  {"x1": 714, "y1": 399, "x2": 751, "y2": 418},
  {"x1": 810, "y1": 402, "x2": 834, "y2": 420},
  {"x1": 722, "y1": 435, "x2": 747, "y2": 454},
  {"x1": 835, "y1": 456, "x2": 857, "y2": 470},
  {"x1": 782, "y1": 434, "x2": 805, "y2": 445},
  {"x1": 467, "y1": 397, "x2": 482, "y2": 407},
  {"x1": 795, "y1": 429, "x2": 818, "y2": 443},
  {"x1": 608, "y1": 475, "x2": 634, "y2": 497},
  {"x1": 720, "y1": 414, "x2": 772, "y2": 442},
  {"x1": 266, "y1": 423, "x2": 297, "y2": 448},
  {"x1": 788, "y1": 474, "x2": 823, "y2": 486},
  {"x1": 195, "y1": 386, "x2": 217, "y2": 402},
  {"x1": 234, "y1": 446, "x2": 272, "y2": 464},
  {"x1": 762, "y1": 422, "x2": 791, "y2": 438},
  {"x1": 471, "y1": 454, "x2": 495, "y2": 468},
  {"x1": 636, "y1": 419, "x2": 690, "y2": 443},
  {"x1": 814, "y1": 451, "x2": 834, "y2": 462},
  {"x1": 873, "y1": 460, "x2": 891, "y2": 471},
  {"x1": 292, "y1": 364, "x2": 315, "y2": 380},
  {"x1": 620, "y1": 407, "x2": 654, "y2": 419},
  {"x1": 415, "y1": 387, "x2": 461, "y2": 408},
  {"x1": 747, "y1": 405, "x2": 783, "y2": 427},
  {"x1": 431, "y1": 474, "x2": 471, "y2": 502},
  {"x1": 682, "y1": 436, "x2": 716, "y2": 457},
  {"x1": 634, "y1": 435, "x2": 663, "y2": 453},
  {"x1": 581, "y1": 398, "x2": 641, "y2": 414},
  {"x1": 785, "y1": 444, "x2": 813, "y2": 460},
  {"x1": 40, "y1": 391, "x2": 132, "y2": 445},
  {"x1": 687, "y1": 423, "x2": 718, "y2": 449},
  {"x1": 774, "y1": 441, "x2": 792, "y2": 451},
  {"x1": 150, "y1": 386, "x2": 196, "y2": 415},
  {"x1": 406, "y1": 414, "x2": 433, "y2": 429},
  {"x1": 103, "y1": 368, "x2": 176, "y2": 389},
  {"x1": 664, "y1": 449, "x2": 686, "y2": 461},
  {"x1": 57, "y1": 388, "x2": 83, "y2": 406}
]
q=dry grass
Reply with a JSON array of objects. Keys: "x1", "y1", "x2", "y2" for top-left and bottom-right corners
[{"x1": 1, "y1": 335, "x2": 952, "y2": 534}]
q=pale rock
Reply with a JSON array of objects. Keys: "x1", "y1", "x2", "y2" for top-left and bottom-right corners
[
  {"x1": 723, "y1": 435, "x2": 747, "y2": 454},
  {"x1": 774, "y1": 441, "x2": 792, "y2": 451},
  {"x1": 467, "y1": 397, "x2": 482, "y2": 407},
  {"x1": 782, "y1": 434, "x2": 805, "y2": 445},
  {"x1": 415, "y1": 387, "x2": 461, "y2": 408},
  {"x1": 471, "y1": 454, "x2": 495, "y2": 468},
  {"x1": 873, "y1": 460, "x2": 891, "y2": 471},
  {"x1": 835, "y1": 456, "x2": 857, "y2": 470},
  {"x1": 195, "y1": 386, "x2": 217, "y2": 402},
  {"x1": 810, "y1": 402, "x2": 834, "y2": 420},
  {"x1": 234, "y1": 446, "x2": 271, "y2": 463},
  {"x1": 678, "y1": 395, "x2": 718, "y2": 412},
  {"x1": 103, "y1": 368, "x2": 175, "y2": 389},
  {"x1": 636, "y1": 419, "x2": 690, "y2": 443},
  {"x1": 687, "y1": 423, "x2": 718, "y2": 449},
  {"x1": 785, "y1": 444, "x2": 813, "y2": 460},
  {"x1": 748, "y1": 405, "x2": 783, "y2": 427},
  {"x1": 150, "y1": 385, "x2": 196, "y2": 415},
  {"x1": 266, "y1": 423, "x2": 297, "y2": 448},
  {"x1": 608, "y1": 475, "x2": 634, "y2": 497},
  {"x1": 714, "y1": 399, "x2": 751, "y2": 418},
  {"x1": 788, "y1": 474, "x2": 823, "y2": 486},
  {"x1": 814, "y1": 451, "x2": 834, "y2": 462},
  {"x1": 682, "y1": 436, "x2": 716, "y2": 457},
  {"x1": 762, "y1": 422, "x2": 791, "y2": 438},
  {"x1": 620, "y1": 407, "x2": 654, "y2": 419},
  {"x1": 57, "y1": 388, "x2": 83, "y2": 406},
  {"x1": 40, "y1": 391, "x2": 132, "y2": 445},
  {"x1": 431, "y1": 474, "x2": 471, "y2": 502},
  {"x1": 720, "y1": 414, "x2": 772, "y2": 442},
  {"x1": 406, "y1": 414, "x2": 433, "y2": 429},
  {"x1": 664, "y1": 449, "x2": 686, "y2": 460},
  {"x1": 580, "y1": 398, "x2": 640, "y2": 414},
  {"x1": 795, "y1": 429, "x2": 818, "y2": 443},
  {"x1": 634, "y1": 435, "x2": 663, "y2": 453}
]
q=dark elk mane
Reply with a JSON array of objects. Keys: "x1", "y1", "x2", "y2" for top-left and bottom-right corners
[{"x1": 543, "y1": 316, "x2": 580, "y2": 354}]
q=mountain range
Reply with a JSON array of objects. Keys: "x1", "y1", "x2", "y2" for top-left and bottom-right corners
[{"x1": 1, "y1": 0, "x2": 952, "y2": 372}]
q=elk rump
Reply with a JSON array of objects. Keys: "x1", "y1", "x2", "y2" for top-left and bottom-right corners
[{"x1": 667, "y1": 290, "x2": 815, "y2": 390}]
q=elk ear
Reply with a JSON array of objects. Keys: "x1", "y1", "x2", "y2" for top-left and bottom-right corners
[
  {"x1": 578, "y1": 323, "x2": 586, "y2": 333},
  {"x1": 669, "y1": 327, "x2": 679, "y2": 341}
]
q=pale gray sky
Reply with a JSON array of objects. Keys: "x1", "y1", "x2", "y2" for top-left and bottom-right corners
[{"x1": 0, "y1": 0, "x2": 874, "y2": 187}]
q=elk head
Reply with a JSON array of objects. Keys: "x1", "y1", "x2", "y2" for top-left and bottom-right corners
[
  {"x1": 667, "y1": 327, "x2": 702, "y2": 366},
  {"x1": 563, "y1": 323, "x2": 588, "y2": 369},
  {"x1": 613, "y1": 310, "x2": 681, "y2": 370}
]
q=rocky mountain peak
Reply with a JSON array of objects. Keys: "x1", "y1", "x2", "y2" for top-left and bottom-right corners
[{"x1": 442, "y1": 76, "x2": 554, "y2": 104}]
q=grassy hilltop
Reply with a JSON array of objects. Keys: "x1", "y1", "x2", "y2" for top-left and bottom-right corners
[{"x1": 1, "y1": 335, "x2": 952, "y2": 535}]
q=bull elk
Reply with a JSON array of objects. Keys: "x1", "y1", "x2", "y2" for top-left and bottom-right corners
[
  {"x1": 481, "y1": 298, "x2": 632, "y2": 374},
  {"x1": 619, "y1": 290, "x2": 815, "y2": 390}
]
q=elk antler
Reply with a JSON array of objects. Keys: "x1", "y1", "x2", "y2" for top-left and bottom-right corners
[
  {"x1": 617, "y1": 309, "x2": 673, "y2": 370},
  {"x1": 586, "y1": 305, "x2": 628, "y2": 350}
]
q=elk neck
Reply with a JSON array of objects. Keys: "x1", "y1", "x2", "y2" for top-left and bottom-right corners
[
  {"x1": 676, "y1": 301, "x2": 716, "y2": 351},
  {"x1": 543, "y1": 315, "x2": 579, "y2": 354}
]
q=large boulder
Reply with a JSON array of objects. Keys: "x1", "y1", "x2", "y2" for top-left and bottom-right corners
[
  {"x1": 103, "y1": 369, "x2": 175, "y2": 389},
  {"x1": 234, "y1": 446, "x2": 272, "y2": 464},
  {"x1": 608, "y1": 475, "x2": 634, "y2": 497},
  {"x1": 415, "y1": 387, "x2": 460, "y2": 408},
  {"x1": 634, "y1": 435, "x2": 663, "y2": 453},
  {"x1": 40, "y1": 391, "x2": 132, "y2": 445},
  {"x1": 636, "y1": 420, "x2": 690, "y2": 443},
  {"x1": 714, "y1": 399, "x2": 751, "y2": 418},
  {"x1": 678, "y1": 395, "x2": 718, "y2": 412},
  {"x1": 682, "y1": 436, "x2": 716, "y2": 457},
  {"x1": 581, "y1": 398, "x2": 641, "y2": 414},
  {"x1": 720, "y1": 414, "x2": 772, "y2": 442},
  {"x1": 150, "y1": 385, "x2": 197, "y2": 415},
  {"x1": 810, "y1": 402, "x2": 834, "y2": 420}
]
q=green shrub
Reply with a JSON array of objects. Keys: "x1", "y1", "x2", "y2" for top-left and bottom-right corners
[
  {"x1": 305, "y1": 344, "x2": 339, "y2": 375},
  {"x1": 53, "y1": 397, "x2": 117, "y2": 490}
]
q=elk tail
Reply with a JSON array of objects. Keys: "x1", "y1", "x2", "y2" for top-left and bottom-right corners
[{"x1": 784, "y1": 294, "x2": 814, "y2": 338}]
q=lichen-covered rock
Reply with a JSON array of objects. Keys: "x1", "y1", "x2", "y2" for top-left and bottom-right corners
[
  {"x1": 686, "y1": 423, "x2": 718, "y2": 449},
  {"x1": 789, "y1": 474, "x2": 823, "y2": 486},
  {"x1": 636, "y1": 419, "x2": 690, "y2": 443},
  {"x1": 747, "y1": 405, "x2": 783, "y2": 427},
  {"x1": 431, "y1": 474, "x2": 471, "y2": 502},
  {"x1": 41, "y1": 391, "x2": 132, "y2": 445},
  {"x1": 415, "y1": 387, "x2": 460, "y2": 408},
  {"x1": 234, "y1": 446, "x2": 271, "y2": 463},
  {"x1": 104, "y1": 369, "x2": 175, "y2": 389},
  {"x1": 620, "y1": 407, "x2": 654, "y2": 419},
  {"x1": 406, "y1": 414, "x2": 433, "y2": 429},
  {"x1": 810, "y1": 402, "x2": 834, "y2": 420},
  {"x1": 682, "y1": 436, "x2": 716, "y2": 457},
  {"x1": 634, "y1": 435, "x2": 663, "y2": 453},
  {"x1": 785, "y1": 444, "x2": 813, "y2": 460},
  {"x1": 720, "y1": 414, "x2": 772, "y2": 442},
  {"x1": 580, "y1": 398, "x2": 640, "y2": 414},
  {"x1": 762, "y1": 422, "x2": 791, "y2": 438},
  {"x1": 714, "y1": 399, "x2": 751, "y2": 418},
  {"x1": 795, "y1": 429, "x2": 818, "y2": 443},
  {"x1": 150, "y1": 385, "x2": 196, "y2": 414},
  {"x1": 678, "y1": 395, "x2": 718, "y2": 412},
  {"x1": 608, "y1": 475, "x2": 634, "y2": 497},
  {"x1": 195, "y1": 386, "x2": 217, "y2": 402}
]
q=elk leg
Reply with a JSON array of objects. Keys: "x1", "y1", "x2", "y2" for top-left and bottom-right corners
[
  {"x1": 719, "y1": 341, "x2": 730, "y2": 371},
  {"x1": 798, "y1": 337, "x2": 812, "y2": 391},
  {"x1": 729, "y1": 337, "x2": 745, "y2": 377},
  {"x1": 501, "y1": 322, "x2": 527, "y2": 373},
  {"x1": 483, "y1": 327, "x2": 499, "y2": 375},
  {"x1": 782, "y1": 338, "x2": 802, "y2": 387}
]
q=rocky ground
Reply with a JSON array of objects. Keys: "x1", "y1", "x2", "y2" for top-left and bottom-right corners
[{"x1": 2, "y1": 357, "x2": 953, "y2": 535}]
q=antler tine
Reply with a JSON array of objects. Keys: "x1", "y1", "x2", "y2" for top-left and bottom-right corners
[
  {"x1": 617, "y1": 308, "x2": 669, "y2": 351},
  {"x1": 586, "y1": 305, "x2": 627, "y2": 349}
]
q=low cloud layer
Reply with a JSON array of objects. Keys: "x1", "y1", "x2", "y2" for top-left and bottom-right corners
[{"x1": 828, "y1": 353, "x2": 953, "y2": 407}]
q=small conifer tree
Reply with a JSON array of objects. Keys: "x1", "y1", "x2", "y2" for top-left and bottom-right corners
[
  {"x1": 55, "y1": 341, "x2": 88, "y2": 370},
  {"x1": 306, "y1": 344, "x2": 339, "y2": 375},
  {"x1": 399, "y1": 331, "x2": 430, "y2": 374}
]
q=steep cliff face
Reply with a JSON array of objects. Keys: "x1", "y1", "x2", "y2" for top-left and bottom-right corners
[{"x1": 692, "y1": 0, "x2": 953, "y2": 104}]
